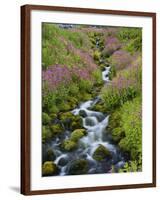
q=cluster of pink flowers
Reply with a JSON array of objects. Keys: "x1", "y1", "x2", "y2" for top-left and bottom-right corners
[
  {"x1": 42, "y1": 64, "x2": 94, "y2": 91},
  {"x1": 110, "y1": 50, "x2": 133, "y2": 70},
  {"x1": 104, "y1": 37, "x2": 121, "y2": 55}
]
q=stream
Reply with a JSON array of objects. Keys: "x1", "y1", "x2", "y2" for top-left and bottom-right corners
[{"x1": 43, "y1": 66, "x2": 126, "y2": 176}]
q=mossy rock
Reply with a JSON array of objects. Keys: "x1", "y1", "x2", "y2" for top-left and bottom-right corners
[
  {"x1": 50, "y1": 124, "x2": 64, "y2": 136},
  {"x1": 112, "y1": 127, "x2": 125, "y2": 143},
  {"x1": 59, "y1": 112, "x2": 83, "y2": 130},
  {"x1": 91, "y1": 103, "x2": 106, "y2": 113},
  {"x1": 70, "y1": 116, "x2": 83, "y2": 130},
  {"x1": 92, "y1": 145, "x2": 112, "y2": 161},
  {"x1": 42, "y1": 161, "x2": 58, "y2": 176},
  {"x1": 42, "y1": 126, "x2": 52, "y2": 143},
  {"x1": 45, "y1": 149, "x2": 56, "y2": 161},
  {"x1": 61, "y1": 139, "x2": 77, "y2": 151},
  {"x1": 68, "y1": 159, "x2": 89, "y2": 175},
  {"x1": 49, "y1": 113, "x2": 57, "y2": 121},
  {"x1": 42, "y1": 112, "x2": 51, "y2": 125},
  {"x1": 70, "y1": 129, "x2": 87, "y2": 142},
  {"x1": 59, "y1": 112, "x2": 75, "y2": 124}
]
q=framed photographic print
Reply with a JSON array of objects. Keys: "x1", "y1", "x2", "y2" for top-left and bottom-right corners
[{"x1": 21, "y1": 4, "x2": 156, "y2": 195}]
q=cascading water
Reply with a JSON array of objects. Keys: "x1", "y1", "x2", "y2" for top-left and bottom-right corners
[{"x1": 43, "y1": 67, "x2": 126, "y2": 176}]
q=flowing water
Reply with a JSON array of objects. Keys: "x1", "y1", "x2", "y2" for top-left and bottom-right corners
[{"x1": 43, "y1": 67, "x2": 126, "y2": 175}]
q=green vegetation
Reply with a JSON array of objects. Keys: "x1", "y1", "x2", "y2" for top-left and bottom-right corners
[
  {"x1": 117, "y1": 27, "x2": 142, "y2": 54},
  {"x1": 107, "y1": 97, "x2": 142, "y2": 171},
  {"x1": 42, "y1": 23, "x2": 91, "y2": 69}
]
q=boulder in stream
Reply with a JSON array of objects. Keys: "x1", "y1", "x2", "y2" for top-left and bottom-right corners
[
  {"x1": 68, "y1": 159, "x2": 89, "y2": 175},
  {"x1": 42, "y1": 161, "x2": 58, "y2": 176},
  {"x1": 93, "y1": 144, "x2": 112, "y2": 161}
]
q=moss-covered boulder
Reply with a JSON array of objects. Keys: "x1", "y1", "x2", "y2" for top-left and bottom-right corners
[
  {"x1": 42, "y1": 112, "x2": 51, "y2": 125},
  {"x1": 45, "y1": 149, "x2": 56, "y2": 161},
  {"x1": 42, "y1": 126, "x2": 52, "y2": 143},
  {"x1": 42, "y1": 161, "x2": 58, "y2": 176},
  {"x1": 68, "y1": 159, "x2": 89, "y2": 175},
  {"x1": 70, "y1": 129, "x2": 87, "y2": 142},
  {"x1": 70, "y1": 116, "x2": 83, "y2": 130},
  {"x1": 92, "y1": 145, "x2": 111, "y2": 161},
  {"x1": 49, "y1": 113, "x2": 57, "y2": 121},
  {"x1": 61, "y1": 139, "x2": 77, "y2": 151},
  {"x1": 50, "y1": 123, "x2": 64, "y2": 136}
]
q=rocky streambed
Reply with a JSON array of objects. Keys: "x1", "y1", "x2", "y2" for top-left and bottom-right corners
[{"x1": 42, "y1": 67, "x2": 127, "y2": 176}]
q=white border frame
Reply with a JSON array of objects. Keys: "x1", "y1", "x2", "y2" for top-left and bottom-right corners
[{"x1": 30, "y1": 10, "x2": 153, "y2": 191}]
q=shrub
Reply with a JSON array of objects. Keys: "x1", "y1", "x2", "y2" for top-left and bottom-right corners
[
  {"x1": 101, "y1": 59, "x2": 142, "y2": 111},
  {"x1": 102, "y1": 37, "x2": 121, "y2": 57},
  {"x1": 92, "y1": 69, "x2": 103, "y2": 86},
  {"x1": 108, "y1": 50, "x2": 133, "y2": 70},
  {"x1": 117, "y1": 27, "x2": 142, "y2": 54},
  {"x1": 108, "y1": 97, "x2": 142, "y2": 171}
]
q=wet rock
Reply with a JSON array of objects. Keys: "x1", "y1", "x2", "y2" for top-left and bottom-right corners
[
  {"x1": 85, "y1": 117, "x2": 97, "y2": 126},
  {"x1": 68, "y1": 159, "x2": 89, "y2": 175},
  {"x1": 79, "y1": 110, "x2": 87, "y2": 118},
  {"x1": 45, "y1": 149, "x2": 56, "y2": 161},
  {"x1": 93, "y1": 145, "x2": 112, "y2": 161},
  {"x1": 42, "y1": 161, "x2": 58, "y2": 176},
  {"x1": 58, "y1": 157, "x2": 68, "y2": 166}
]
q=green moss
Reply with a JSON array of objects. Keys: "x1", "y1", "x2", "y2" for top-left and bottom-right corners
[
  {"x1": 107, "y1": 97, "x2": 142, "y2": 170},
  {"x1": 42, "y1": 126, "x2": 52, "y2": 143},
  {"x1": 61, "y1": 139, "x2": 77, "y2": 151},
  {"x1": 70, "y1": 129, "x2": 87, "y2": 142},
  {"x1": 50, "y1": 124, "x2": 64, "y2": 136},
  {"x1": 93, "y1": 145, "x2": 111, "y2": 161},
  {"x1": 112, "y1": 127, "x2": 125, "y2": 142},
  {"x1": 42, "y1": 161, "x2": 58, "y2": 176},
  {"x1": 42, "y1": 112, "x2": 51, "y2": 125},
  {"x1": 68, "y1": 159, "x2": 89, "y2": 175},
  {"x1": 93, "y1": 50, "x2": 101, "y2": 61}
]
